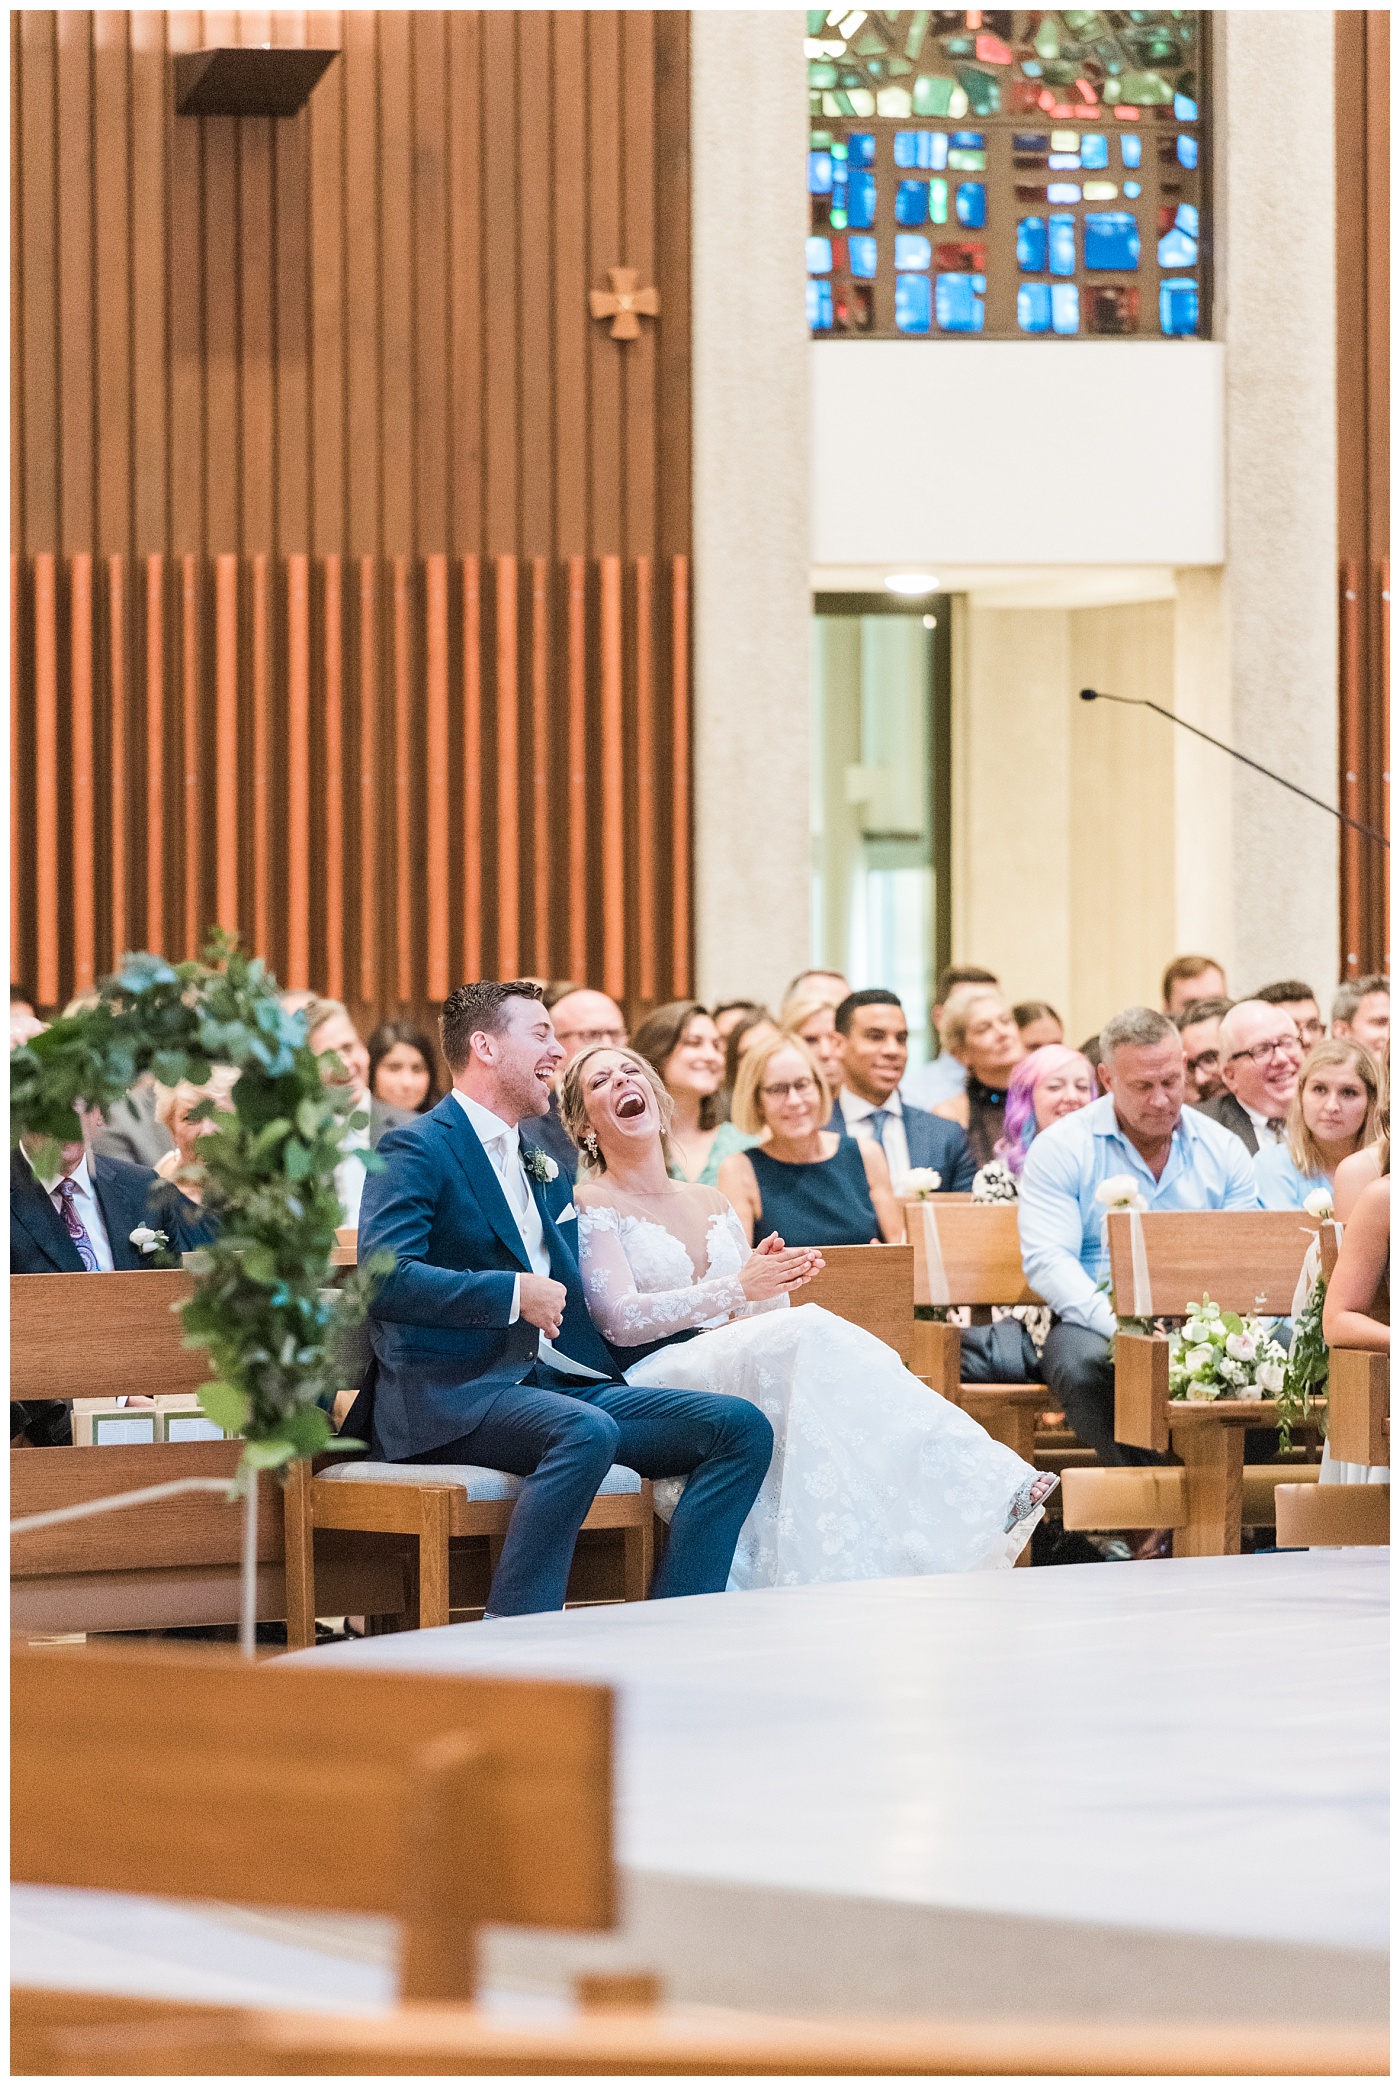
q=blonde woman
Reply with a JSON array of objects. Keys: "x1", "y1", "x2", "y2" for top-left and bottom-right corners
[
  {"x1": 719, "y1": 1032, "x2": 903, "y2": 1247},
  {"x1": 561, "y1": 1043, "x2": 1057, "y2": 1587},
  {"x1": 153, "y1": 1067, "x2": 239, "y2": 1204},
  {"x1": 779, "y1": 989, "x2": 846, "y2": 1100},
  {"x1": 1255, "y1": 1040, "x2": 1380, "y2": 1210},
  {"x1": 932, "y1": 988, "x2": 1026, "y2": 1167}
]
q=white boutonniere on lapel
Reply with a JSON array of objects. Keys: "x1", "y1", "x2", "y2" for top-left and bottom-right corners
[
  {"x1": 129, "y1": 1224, "x2": 169, "y2": 1256},
  {"x1": 522, "y1": 1147, "x2": 559, "y2": 1187}
]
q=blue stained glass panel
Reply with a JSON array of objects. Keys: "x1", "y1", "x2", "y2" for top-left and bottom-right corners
[
  {"x1": 1123, "y1": 180, "x2": 1142, "y2": 198},
  {"x1": 1051, "y1": 283, "x2": 1079, "y2": 334},
  {"x1": 848, "y1": 133, "x2": 876, "y2": 166},
  {"x1": 1048, "y1": 152, "x2": 1080, "y2": 169},
  {"x1": 1014, "y1": 132, "x2": 1050, "y2": 151},
  {"x1": 1157, "y1": 225, "x2": 1196, "y2": 268},
  {"x1": 955, "y1": 181, "x2": 987, "y2": 228},
  {"x1": 848, "y1": 235, "x2": 878, "y2": 279},
  {"x1": 1048, "y1": 214, "x2": 1076, "y2": 275},
  {"x1": 1175, "y1": 92, "x2": 1197, "y2": 120},
  {"x1": 1016, "y1": 217, "x2": 1048, "y2": 271},
  {"x1": 1079, "y1": 134, "x2": 1109, "y2": 169},
  {"x1": 935, "y1": 272, "x2": 985, "y2": 331},
  {"x1": 1121, "y1": 134, "x2": 1143, "y2": 168},
  {"x1": 894, "y1": 233, "x2": 932, "y2": 270},
  {"x1": 808, "y1": 151, "x2": 833, "y2": 195},
  {"x1": 1160, "y1": 277, "x2": 1198, "y2": 335},
  {"x1": 951, "y1": 131, "x2": 985, "y2": 149},
  {"x1": 1046, "y1": 182, "x2": 1081, "y2": 203},
  {"x1": 896, "y1": 180, "x2": 928, "y2": 225},
  {"x1": 1018, "y1": 282, "x2": 1052, "y2": 332},
  {"x1": 847, "y1": 171, "x2": 877, "y2": 228},
  {"x1": 1084, "y1": 212, "x2": 1140, "y2": 270},
  {"x1": 895, "y1": 273, "x2": 933, "y2": 332},
  {"x1": 1177, "y1": 134, "x2": 1198, "y2": 168},
  {"x1": 806, "y1": 236, "x2": 834, "y2": 274},
  {"x1": 1175, "y1": 203, "x2": 1200, "y2": 237},
  {"x1": 807, "y1": 279, "x2": 834, "y2": 329}
]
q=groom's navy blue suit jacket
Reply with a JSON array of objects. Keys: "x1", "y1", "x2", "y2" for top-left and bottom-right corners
[{"x1": 355, "y1": 1094, "x2": 619, "y2": 1462}]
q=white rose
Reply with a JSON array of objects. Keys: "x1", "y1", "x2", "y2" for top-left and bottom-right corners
[
  {"x1": 128, "y1": 1224, "x2": 166, "y2": 1256},
  {"x1": 897, "y1": 1167, "x2": 942, "y2": 1199},
  {"x1": 1096, "y1": 1174, "x2": 1147, "y2": 1211},
  {"x1": 1218, "y1": 1357, "x2": 1245, "y2": 1386},
  {"x1": 1235, "y1": 1384, "x2": 1265, "y2": 1402},
  {"x1": 1225, "y1": 1331, "x2": 1258, "y2": 1363},
  {"x1": 1303, "y1": 1187, "x2": 1334, "y2": 1219},
  {"x1": 1257, "y1": 1360, "x2": 1285, "y2": 1395},
  {"x1": 1184, "y1": 1344, "x2": 1215, "y2": 1375},
  {"x1": 1183, "y1": 1380, "x2": 1217, "y2": 1402}
]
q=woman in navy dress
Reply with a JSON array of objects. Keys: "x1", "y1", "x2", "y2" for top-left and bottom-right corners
[{"x1": 718, "y1": 1034, "x2": 904, "y2": 1247}]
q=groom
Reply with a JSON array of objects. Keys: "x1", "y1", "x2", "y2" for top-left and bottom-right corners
[{"x1": 352, "y1": 980, "x2": 773, "y2": 1616}]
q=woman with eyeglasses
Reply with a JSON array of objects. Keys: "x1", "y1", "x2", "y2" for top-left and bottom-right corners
[{"x1": 717, "y1": 1033, "x2": 904, "y2": 1246}]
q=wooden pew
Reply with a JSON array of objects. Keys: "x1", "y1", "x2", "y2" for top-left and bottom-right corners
[
  {"x1": 802, "y1": 1241, "x2": 916, "y2": 1365},
  {"x1": 903, "y1": 1200, "x2": 1056, "y2": 1464},
  {"x1": 10, "y1": 1274, "x2": 408, "y2": 1643},
  {"x1": 1328, "y1": 1349, "x2": 1390, "y2": 1468},
  {"x1": 1083, "y1": 1211, "x2": 1321, "y2": 1557},
  {"x1": 1274, "y1": 1481, "x2": 1390, "y2": 1548}
]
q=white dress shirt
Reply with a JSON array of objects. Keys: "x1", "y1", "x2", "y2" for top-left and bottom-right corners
[
  {"x1": 839, "y1": 1086, "x2": 910, "y2": 1185},
  {"x1": 334, "y1": 1104, "x2": 373, "y2": 1227},
  {"x1": 1242, "y1": 1101, "x2": 1286, "y2": 1147},
  {"x1": 24, "y1": 1149, "x2": 116, "y2": 1271},
  {"x1": 452, "y1": 1091, "x2": 604, "y2": 1380}
]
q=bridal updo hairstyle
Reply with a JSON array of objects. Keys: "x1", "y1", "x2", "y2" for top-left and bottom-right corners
[
  {"x1": 438, "y1": 979, "x2": 546, "y2": 1071},
  {"x1": 629, "y1": 1000, "x2": 724, "y2": 1132},
  {"x1": 558, "y1": 1045, "x2": 676, "y2": 1173},
  {"x1": 729, "y1": 1030, "x2": 831, "y2": 1139}
]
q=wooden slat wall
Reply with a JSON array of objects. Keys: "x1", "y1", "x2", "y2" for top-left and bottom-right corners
[
  {"x1": 11, "y1": 553, "x2": 691, "y2": 1015},
  {"x1": 11, "y1": 10, "x2": 693, "y2": 1018},
  {"x1": 1335, "y1": 11, "x2": 1390, "y2": 978}
]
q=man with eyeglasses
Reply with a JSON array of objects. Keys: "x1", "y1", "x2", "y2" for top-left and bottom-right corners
[
  {"x1": 524, "y1": 985, "x2": 630, "y2": 1181},
  {"x1": 1191, "y1": 1000, "x2": 1304, "y2": 1156},
  {"x1": 1256, "y1": 979, "x2": 1326, "y2": 1052},
  {"x1": 1175, "y1": 996, "x2": 1233, "y2": 1105}
]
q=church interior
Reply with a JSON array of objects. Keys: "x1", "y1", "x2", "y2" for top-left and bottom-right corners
[{"x1": 9, "y1": 9, "x2": 1390, "y2": 2076}]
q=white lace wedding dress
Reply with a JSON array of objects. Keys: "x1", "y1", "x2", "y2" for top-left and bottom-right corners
[{"x1": 576, "y1": 1183, "x2": 1047, "y2": 1587}]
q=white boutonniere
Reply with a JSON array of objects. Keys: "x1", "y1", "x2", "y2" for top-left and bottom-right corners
[
  {"x1": 1303, "y1": 1186, "x2": 1334, "y2": 1219},
  {"x1": 129, "y1": 1224, "x2": 169, "y2": 1256},
  {"x1": 895, "y1": 1167, "x2": 942, "y2": 1200},
  {"x1": 522, "y1": 1147, "x2": 559, "y2": 1186},
  {"x1": 1095, "y1": 1174, "x2": 1149, "y2": 1214}
]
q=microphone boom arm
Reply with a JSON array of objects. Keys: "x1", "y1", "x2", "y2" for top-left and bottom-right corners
[{"x1": 1078, "y1": 689, "x2": 1389, "y2": 849}]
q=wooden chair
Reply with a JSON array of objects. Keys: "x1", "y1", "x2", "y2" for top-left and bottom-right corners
[
  {"x1": 1072, "y1": 1211, "x2": 1323, "y2": 1558},
  {"x1": 903, "y1": 1200, "x2": 1057, "y2": 1465},
  {"x1": 1274, "y1": 1481, "x2": 1390, "y2": 1548}
]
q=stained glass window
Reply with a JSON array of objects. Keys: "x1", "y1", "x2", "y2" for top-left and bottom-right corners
[{"x1": 806, "y1": 9, "x2": 1207, "y2": 340}]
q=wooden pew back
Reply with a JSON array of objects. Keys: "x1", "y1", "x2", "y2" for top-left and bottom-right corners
[
  {"x1": 11, "y1": 1270, "x2": 202, "y2": 1402},
  {"x1": 12, "y1": 1642, "x2": 614, "y2": 1993},
  {"x1": 802, "y1": 1244, "x2": 915, "y2": 1365},
  {"x1": 11, "y1": 1440, "x2": 266, "y2": 1578},
  {"x1": 1106, "y1": 1209, "x2": 1319, "y2": 1319},
  {"x1": 904, "y1": 1200, "x2": 1041, "y2": 1307}
]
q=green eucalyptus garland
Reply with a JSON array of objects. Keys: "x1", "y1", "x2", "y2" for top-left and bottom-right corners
[{"x1": 10, "y1": 933, "x2": 384, "y2": 1483}]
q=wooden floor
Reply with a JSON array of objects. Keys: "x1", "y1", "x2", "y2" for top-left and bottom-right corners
[{"x1": 14, "y1": 1550, "x2": 1388, "y2": 2028}]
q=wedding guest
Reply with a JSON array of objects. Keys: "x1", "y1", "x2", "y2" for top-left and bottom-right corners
[
  {"x1": 1013, "y1": 1000, "x2": 1064, "y2": 1051},
  {"x1": 1018, "y1": 1007, "x2": 1257, "y2": 1469},
  {"x1": 89, "y1": 1074, "x2": 175, "y2": 1169},
  {"x1": 1175, "y1": 996, "x2": 1234, "y2": 1104},
  {"x1": 1333, "y1": 1065, "x2": 1388, "y2": 1221},
  {"x1": 531, "y1": 984, "x2": 630, "y2": 1180},
  {"x1": 1079, "y1": 1034, "x2": 1103, "y2": 1080},
  {"x1": 781, "y1": 990, "x2": 846, "y2": 1100},
  {"x1": 631, "y1": 1000, "x2": 757, "y2": 1187},
  {"x1": 1322, "y1": 1173, "x2": 1390, "y2": 1354},
  {"x1": 153, "y1": 1068, "x2": 240, "y2": 1203},
  {"x1": 713, "y1": 999, "x2": 765, "y2": 1044},
  {"x1": 903, "y1": 963, "x2": 999, "y2": 1109},
  {"x1": 786, "y1": 967, "x2": 851, "y2": 1005},
  {"x1": 719, "y1": 1033, "x2": 903, "y2": 1247},
  {"x1": 1255, "y1": 1040, "x2": 1379, "y2": 1209},
  {"x1": 835, "y1": 988, "x2": 975, "y2": 1190},
  {"x1": 932, "y1": 989, "x2": 1026, "y2": 1168},
  {"x1": 368, "y1": 1022, "x2": 442, "y2": 1116},
  {"x1": 723, "y1": 1008, "x2": 779, "y2": 1097},
  {"x1": 279, "y1": 987, "x2": 321, "y2": 1017},
  {"x1": 1192, "y1": 999, "x2": 1303, "y2": 1155},
  {"x1": 305, "y1": 997, "x2": 415, "y2": 1224},
  {"x1": 1332, "y1": 974, "x2": 1390, "y2": 1058},
  {"x1": 1256, "y1": 979, "x2": 1325, "y2": 1051},
  {"x1": 971, "y1": 1045, "x2": 1098, "y2": 1202},
  {"x1": 1161, "y1": 953, "x2": 1228, "y2": 1018}
]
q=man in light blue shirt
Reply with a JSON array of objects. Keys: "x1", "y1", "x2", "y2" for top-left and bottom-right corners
[{"x1": 1018, "y1": 1006, "x2": 1259, "y2": 1465}]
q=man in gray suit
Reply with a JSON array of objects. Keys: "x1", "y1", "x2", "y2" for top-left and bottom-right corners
[
  {"x1": 304, "y1": 998, "x2": 415, "y2": 1223},
  {"x1": 1191, "y1": 999, "x2": 1303, "y2": 1156}
]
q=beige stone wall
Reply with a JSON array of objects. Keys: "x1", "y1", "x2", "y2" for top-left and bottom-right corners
[{"x1": 690, "y1": 12, "x2": 812, "y2": 1012}]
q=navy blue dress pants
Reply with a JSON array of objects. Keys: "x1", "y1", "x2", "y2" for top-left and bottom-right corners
[{"x1": 407, "y1": 1364, "x2": 773, "y2": 1616}]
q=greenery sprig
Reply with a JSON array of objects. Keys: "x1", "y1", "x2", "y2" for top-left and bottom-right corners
[
  {"x1": 10, "y1": 933, "x2": 387, "y2": 1483},
  {"x1": 1279, "y1": 1272, "x2": 1329, "y2": 1452}
]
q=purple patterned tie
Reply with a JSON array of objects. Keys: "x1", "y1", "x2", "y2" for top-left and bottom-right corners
[{"x1": 55, "y1": 1177, "x2": 101, "y2": 1272}]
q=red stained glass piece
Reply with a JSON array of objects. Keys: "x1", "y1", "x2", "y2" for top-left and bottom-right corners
[
  {"x1": 1076, "y1": 77, "x2": 1098, "y2": 103},
  {"x1": 1113, "y1": 106, "x2": 1141, "y2": 120},
  {"x1": 975, "y1": 32, "x2": 1012, "y2": 63},
  {"x1": 934, "y1": 240, "x2": 986, "y2": 271}
]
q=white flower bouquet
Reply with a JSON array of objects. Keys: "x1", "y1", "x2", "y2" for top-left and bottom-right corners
[
  {"x1": 1168, "y1": 1293, "x2": 1288, "y2": 1403},
  {"x1": 896, "y1": 1167, "x2": 942, "y2": 1200}
]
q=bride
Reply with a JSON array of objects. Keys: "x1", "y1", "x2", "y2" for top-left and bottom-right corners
[{"x1": 560, "y1": 1044, "x2": 1057, "y2": 1587}]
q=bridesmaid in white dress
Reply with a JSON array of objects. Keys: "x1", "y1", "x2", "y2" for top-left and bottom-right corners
[{"x1": 559, "y1": 1046, "x2": 1057, "y2": 1589}]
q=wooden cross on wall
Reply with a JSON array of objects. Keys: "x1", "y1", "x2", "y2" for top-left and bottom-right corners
[{"x1": 588, "y1": 269, "x2": 660, "y2": 340}]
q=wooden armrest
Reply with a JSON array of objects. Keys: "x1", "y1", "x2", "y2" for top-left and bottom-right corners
[
  {"x1": 1114, "y1": 1332, "x2": 1170, "y2": 1455},
  {"x1": 1061, "y1": 1466, "x2": 1187, "y2": 1531},
  {"x1": 312, "y1": 1476, "x2": 461, "y2": 1538},
  {"x1": 1328, "y1": 1349, "x2": 1390, "y2": 1467}
]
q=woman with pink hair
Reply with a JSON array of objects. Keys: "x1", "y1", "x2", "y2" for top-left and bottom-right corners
[{"x1": 971, "y1": 1044, "x2": 1098, "y2": 1203}]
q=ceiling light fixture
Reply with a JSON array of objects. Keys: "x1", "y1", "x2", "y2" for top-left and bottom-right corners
[{"x1": 884, "y1": 572, "x2": 939, "y2": 596}]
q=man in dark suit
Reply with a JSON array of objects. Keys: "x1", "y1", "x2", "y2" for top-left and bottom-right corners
[
  {"x1": 352, "y1": 980, "x2": 773, "y2": 1618},
  {"x1": 1190, "y1": 998, "x2": 1303, "y2": 1157},
  {"x1": 830, "y1": 989, "x2": 976, "y2": 1191},
  {"x1": 10, "y1": 1121, "x2": 217, "y2": 1444}
]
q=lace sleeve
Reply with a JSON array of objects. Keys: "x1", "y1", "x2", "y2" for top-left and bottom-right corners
[
  {"x1": 576, "y1": 1204, "x2": 747, "y2": 1347},
  {"x1": 709, "y1": 1205, "x2": 790, "y2": 1319}
]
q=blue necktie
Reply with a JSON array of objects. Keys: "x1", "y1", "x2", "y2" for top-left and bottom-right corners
[
  {"x1": 56, "y1": 1177, "x2": 101, "y2": 1271},
  {"x1": 868, "y1": 1108, "x2": 891, "y2": 1149}
]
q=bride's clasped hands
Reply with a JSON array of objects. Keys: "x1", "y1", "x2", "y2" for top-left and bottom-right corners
[{"x1": 556, "y1": 1043, "x2": 1055, "y2": 1586}]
